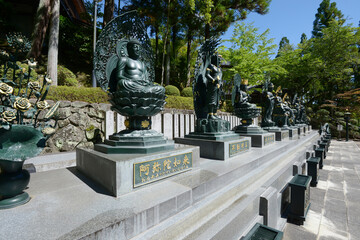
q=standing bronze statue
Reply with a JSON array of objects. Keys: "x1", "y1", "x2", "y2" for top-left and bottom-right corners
[
  {"x1": 261, "y1": 80, "x2": 276, "y2": 128},
  {"x1": 272, "y1": 87, "x2": 290, "y2": 128},
  {"x1": 192, "y1": 38, "x2": 232, "y2": 135}
]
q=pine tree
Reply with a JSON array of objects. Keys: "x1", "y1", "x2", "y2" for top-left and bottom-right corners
[
  {"x1": 300, "y1": 33, "x2": 307, "y2": 44},
  {"x1": 312, "y1": 0, "x2": 344, "y2": 38},
  {"x1": 276, "y1": 37, "x2": 292, "y2": 57}
]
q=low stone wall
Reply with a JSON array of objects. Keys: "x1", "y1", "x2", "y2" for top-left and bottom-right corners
[{"x1": 42, "y1": 100, "x2": 110, "y2": 154}]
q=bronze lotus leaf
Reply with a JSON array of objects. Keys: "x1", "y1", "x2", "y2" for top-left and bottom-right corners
[
  {"x1": 28, "y1": 82, "x2": 41, "y2": 91},
  {"x1": 0, "y1": 83, "x2": 14, "y2": 96},
  {"x1": 36, "y1": 100, "x2": 50, "y2": 110},
  {"x1": 13, "y1": 97, "x2": 31, "y2": 112},
  {"x1": 1, "y1": 111, "x2": 16, "y2": 122},
  {"x1": 44, "y1": 75, "x2": 52, "y2": 84}
]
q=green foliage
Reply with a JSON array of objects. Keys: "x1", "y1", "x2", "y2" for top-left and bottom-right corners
[
  {"x1": 181, "y1": 87, "x2": 193, "y2": 97},
  {"x1": 312, "y1": 0, "x2": 344, "y2": 38},
  {"x1": 350, "y1": 119, "x2": 358, "y2": 125},
  {"x1": 317, "y1": 109, "x2": 330, "y2": 116},
  {"x1": 219, "y1": 22, "x2": 278, "y2": 92},
  {"x1": 58, "y1": 15, "x2": 93, "y2": 79},
  {"x1": 165, "y1": 85, "x2": 180, "y2": 96},
  {"x1": 220, "y1": 100, "x2": 233, "y2": 113},
  {"x1": 335, "y1": 111, "x2": 344, "y2": 118},
  {"x1": 46, "y1": 86, "x2": 109, "y2": 103},
  {"x1": 165, "y1": 95, "x2": 193, "y2": 110},
  {"x1": 57, "y1": 65, "x2": 78, "y2": 86}
]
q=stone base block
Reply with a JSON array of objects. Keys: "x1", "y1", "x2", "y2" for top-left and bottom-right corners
[
  {"x1": 297, "y1": 127, "x2": 303, "y2": 136},
  {"x1": 174, "y1": 136, "x2": 251, "y2": 160},
  {"x1": 76, "y1": 145, "x2": 199, "y2": 197},
  {"x1": 288, "y1": 128, "x2": 298, "y2": 139},
  {"x1": 267, "y1": 129, "x2": 289, "y2": 141},
  {"x1": 237, "y1": 132, "x2": 275, "y2": 148}
]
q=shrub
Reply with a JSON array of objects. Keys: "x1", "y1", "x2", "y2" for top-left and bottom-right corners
[
  {"x1": 165, "y1": 85, "x2": 180, "y2": 96},
  {"x1": 165, "y1": 95, "x2": 193, "y2": 109},
  {"x1": 181, "y1": 87, "x2": 193, "y2": 97},
  {"x1": 76, "y1": 71, "x2": 91, "y2": 87},
  {"x1": 47, "y1": 86, "x2": 108, "y2": 103},
  {"x1": 350, "y1": 119, "x2": 358, "y2": 125},
  {"x1": 335, "y1": 111, "x2": 344, "y2": 118},
  {"x1": 58, "y1": 65, "x2": 78, "y2": 86}
]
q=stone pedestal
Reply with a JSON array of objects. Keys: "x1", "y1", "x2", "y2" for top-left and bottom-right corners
[
  {"x1": 77, "y1": 145, "x2": 199, "y2": 197},
  {"x1": 237, "y1": 132, "x2": 275, "y2": 148},
  {"x1": 288, "y1": 128, "x2": 298, "y2": 139},
  {"x1": 297, "y1": 127, "x2": 303, "y2": 136},
  {"x1": 94, "y1": 130, "x2": 174, "y2": 154},
  {"x1": 174, "y1": 136, "x2": 251, "y2": 160},
  {"x1": 267, "y1": 129, "x2": 289, "y2": 141}
]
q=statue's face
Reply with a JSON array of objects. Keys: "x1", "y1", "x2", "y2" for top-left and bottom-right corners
[
  {"x1": 268, "y1": 84, "x2": 274, "y2": 91},
  {"x1": 128, "y1": 43, "x2": 140, "y2": 59}
]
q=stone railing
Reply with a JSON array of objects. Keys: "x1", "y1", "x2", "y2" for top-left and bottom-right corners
[
  {"x1": 43, "y1": 100, "x2": 256, "y2": 153},
  {"x1": 103, "y1": 108, "x2": 247, "y2": 140}
]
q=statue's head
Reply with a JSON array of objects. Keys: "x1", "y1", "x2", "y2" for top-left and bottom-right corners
[
  {"x1": 127, "y1": 39, "x2": 141, "y2": 59},
  {"x1": 240, "y1": 78, "x2": 248, "y2": 91},
  {"x1": 211, "y1": 53, "x2": 221, "y2": 66},
  {"x1": 268, "y1": 82, "x2": 274, "y2": 91}
]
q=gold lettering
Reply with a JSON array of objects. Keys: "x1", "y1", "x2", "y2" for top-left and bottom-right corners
[
  {"x1": 183, "y1": 155, "x2": 190, "y2": 165},
  {"x1": 164, "y1": 159, "x2": 172, "y2": 170},
  {"x1": 139, "y1": 164, "x2": 150, "y2": 177},
  {"x1": 173, "y1": 157, "x2": 181, "y2": 167},
  {"x1": 237, "y1": 144, "x2": 240, "y2": 151},
  {"x1": 232, "y1": 145, "x2": 236, "y2": 151},
  {"x1": 152, "y1": 162, "x2": 161, "y2": 173}
]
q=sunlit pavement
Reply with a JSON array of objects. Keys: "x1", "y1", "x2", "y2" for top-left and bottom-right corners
[{"x1": 283, "y1": 140, "x2": 360, "y2": 240}]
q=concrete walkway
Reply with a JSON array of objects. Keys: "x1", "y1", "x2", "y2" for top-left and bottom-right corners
[{"x1": 283, "y1": 140, "x2": 360, "y2": 240}]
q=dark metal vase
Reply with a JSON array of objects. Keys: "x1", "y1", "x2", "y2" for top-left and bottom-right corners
[
  {"x1": 0, "y1": 125, "x2": 45, "y2": 209},
  {"x1": 0, "y1": 159, "x2": 30, "y2": 209}
]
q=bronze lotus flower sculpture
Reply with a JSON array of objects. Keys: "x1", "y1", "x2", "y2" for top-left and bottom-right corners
[{"x1": 0, "y1": 32, "x2": 59, "y2": 209}]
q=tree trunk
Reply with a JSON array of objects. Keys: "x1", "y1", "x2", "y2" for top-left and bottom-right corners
[
  {"x1": 47, "y1": 0, "x2": 60, "y2": 86},
  {"x1": 165, "y1": 39, "x2": 170, "y2": 86},
  {"x1": 172, "y1": 25, "x2": 177, "y2": 58},
  {"x1": 186, "y1": 31, "x2": 192, "y2": 87},
  {"x1": 28, "y1": 0, "x2": 52, "y2": 60},
  {"x1": 103, "y1": 0, "x2": 115, "y2": 28},
  {"x1": 205, "y1": 23, "x2": 210, "y2": 40},
  {"x1": 160, "y1": 0, "x2": 171, "y2": 86}
]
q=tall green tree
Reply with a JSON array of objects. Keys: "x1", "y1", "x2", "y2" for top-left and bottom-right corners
[
  {"x1": 300, "y1": 33, "x2": 307, "y2": 44},
  {"x1": 276, "y1": 37, "x2": 292, "y2": 57},
  {"x1": 204, "y1": 0, "x2": 271, "y2": 39},
  {"x1": 312, "y1": 0, "x2": 344, "y2": 38},
  {"x1": 219, "y1": 22, "x2": 279, "y2": 93}
]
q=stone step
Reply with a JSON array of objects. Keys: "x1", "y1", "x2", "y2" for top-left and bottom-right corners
[
  {"x1": 23, "y1": 151, "x2": 76, "y2": 173},
  {"x1": 132, "y1": 132, "x2": 319, "y2": 240}
]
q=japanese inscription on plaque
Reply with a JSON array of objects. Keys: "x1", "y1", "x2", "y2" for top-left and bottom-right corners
[
  {"x1": 264, "y1": 135, "x2": 274, "y2": 145},
  {"x1": 229, "y1": 140, "x2": 250, "y2": 157},
  {"x1": 282, "y1": 131, "x2": 289, "y2": 139},
  {"x1": 133, "y1": 152, "x2": 192, "y2": 187}
]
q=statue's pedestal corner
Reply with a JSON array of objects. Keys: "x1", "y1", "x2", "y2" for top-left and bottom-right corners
[
  {"x1": 76, "y1": 145, "x2": 199, "y2": 197},
  {"x1": 175, "y1": 132, "x2": 250, "y2": 160}
]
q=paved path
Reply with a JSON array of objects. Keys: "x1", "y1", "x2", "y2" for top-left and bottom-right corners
[{"x1": 283, "y1": 140, "x2": 360, "y2": 240}]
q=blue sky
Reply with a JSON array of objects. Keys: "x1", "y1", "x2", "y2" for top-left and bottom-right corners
[{"x1": 222, "y1": 0, "x2": 360, "y2": 51}]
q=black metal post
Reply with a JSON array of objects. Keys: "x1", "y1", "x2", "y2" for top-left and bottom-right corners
[{"x1": 344, "y1": 111, "x2": 351, "y2": 142}]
